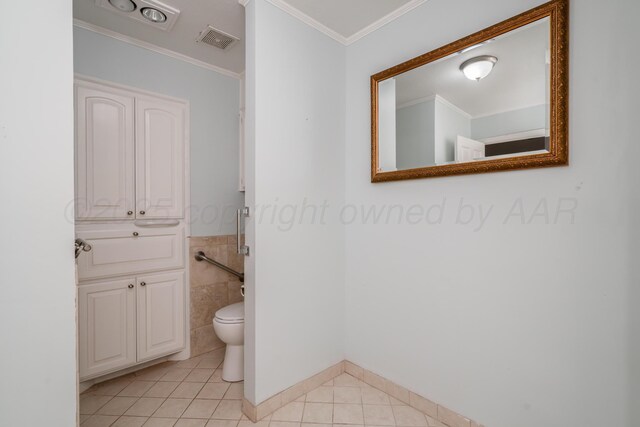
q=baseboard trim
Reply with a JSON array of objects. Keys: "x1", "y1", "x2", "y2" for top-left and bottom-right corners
[{"x1": 242, "y1": 360, "x2": 484, "y2": 427}]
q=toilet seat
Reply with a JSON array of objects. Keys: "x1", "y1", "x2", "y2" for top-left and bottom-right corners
[{"x1": 214, "y1": 302, "x2": 244, "y2": 324}]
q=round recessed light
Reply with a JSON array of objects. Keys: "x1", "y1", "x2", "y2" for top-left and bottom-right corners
[
  {"x1": 141, "y1": 7, "x2": 167, "y2": 23},
  {"x1": 108, "y1": 0, "x2": 136, "y2": 12},
  {"x1": 460, "y1": 55, "x2": 498, "y2": 81}
]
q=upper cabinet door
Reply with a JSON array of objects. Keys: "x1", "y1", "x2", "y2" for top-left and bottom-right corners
[
  {"x1": 135, "y1": 96, "x2": 186, "y2": 219},
  {"x1": 76, "y1": 84, "x2": 135, "y2": 220}
]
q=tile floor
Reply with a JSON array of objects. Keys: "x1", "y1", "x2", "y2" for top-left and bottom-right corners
[{"x1": 80, "y1": 352, "x2": 445, "y2": 427}]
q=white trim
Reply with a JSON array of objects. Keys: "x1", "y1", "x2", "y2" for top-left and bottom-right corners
[
  {"x1": 74, "y1": 19, "x2": 242, "y2": 80},
  {"x1": 264, "y1": 0, "x2": 349, "y2": 45},
  {"x1": 397, "y1": 94, "x2": 472, "y2": 119},
  {"x1": 470, "y1": 103, "x2": 548, "y2": 120},
  {"x1": 243, "y1": 0, "x2": 428, "y2": 46},
  {"x1": 345, "y1": 0, "x2": 427, "y2": 45},
  {"x1": 480, "y1": 128, "x2": 548, "y2": 144}
]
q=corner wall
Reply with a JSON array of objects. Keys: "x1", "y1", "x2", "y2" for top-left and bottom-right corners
[
  {"x1": 344, "y1": 1, "x2": 639, "y2": 427},
  {"x1": 244, "y1": 0, "x2": 346, "y2": 405},
  {"x1": 0, "y1": 1, "x2": 78, "y2": 425}
]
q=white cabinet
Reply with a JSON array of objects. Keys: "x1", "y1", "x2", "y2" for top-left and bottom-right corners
[
  {"x1": 75, "y1": 78, "x2": 189, "y2": 382},
  {"x1": 75, "y1": 85, "x2": 135, "y2": 219},
  {"x1": 135, "y1": 96, "x2": 186, "y2": 218},
  {"x1": 137, "y1": 271, "x2": 185, "y2": 362},
  {"x1": 75, "y1": 80, "x2": 186, "y2": 220},
  {"x1": 78, "y1": 278, "x2": 136, "y2": 379},
  {"x1": 78, "y1": 271, "x2": 186, "y2": 380},
  {"x1": 76, "y1": 222, "x2": 185, "y2": 281}
]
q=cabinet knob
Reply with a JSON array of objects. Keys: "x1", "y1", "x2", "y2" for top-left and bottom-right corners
[
  {"x1": 128, "y1": 284, "x2": 134, "y2": 289},
  {"x1": 139, "y1": 210, "x2": 146, "y2": 215},
  {"x1": 133, "y1": 232, "x2": 139, "y2": 237},
  {"x1": 140, "y1": 282, "x2": 146, "y2": 287},
  {"x1": 127, "y1": 211, "x2": 133, "y2": 216}
]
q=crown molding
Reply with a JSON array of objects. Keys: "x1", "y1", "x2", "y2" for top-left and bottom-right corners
[
  {"x1": 241, "y1": 0, "x2": 427, "y2": 46},
  {"x1": 344, "y1": 0, "x2": 427, "y2": 45},
  {"x1": 264, "y1": 0, "x2": 349, "y2": 45},
  {"x1": 74, "y1": 19, "x2": 242, "y2": 80}
]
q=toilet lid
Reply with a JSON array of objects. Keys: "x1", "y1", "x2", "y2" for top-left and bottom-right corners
[{"x1": 215, "y1": 302, "x2": 244, "y2": 323}]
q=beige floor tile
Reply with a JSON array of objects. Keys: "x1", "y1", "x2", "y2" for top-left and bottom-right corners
[
  {"x1": 238, "y1": 421, "x2": 269, "y2": 427},
  {"x1": 145, "y1": 382, "x2": 181, "y2": 398},
  {"x1": 80, "y1": 394, "x2": 113, "y2": 415},
  {"x1": 334, "y1": 388, "x2": 362, "y2": 404},
  {"x1": 333, "y1": 404, "x2": 364, "y2": 425},
  {"x1": 302, "y1": 403, "x2": 333, "y2": 424},
  {"x1": 197, "y1": 383, "x2": 230, "y2": 399},
  {"x1": 272, "y1": 402, "x2": 305, "y2": 422},
  {"x1": 206, "y1": 420, "x2": 240, "y2": 427},
  {"x1": 425, "y1": 416, "x2": 446, "y2": 427},
  {"x1": 125, "y1": 398, "x2": 166, "y2": 417},
  {"x1": 80, "y1": 414, "x2": 91, "y2": 423},
  {"x1": 388, "y1": 398, "x2": 405, "y2": 406},
  {"x1": 185, "y1": 369, "x2": 215, "y2": 383},
  {"x1": 211, "y1": 400, "x2": 243, "y2": 420},
  {"x1": 96, "y1": 396, "x2": 139, "y2": 416},
  {"x1": 81, "y1": 414, "x2": 119, "y2": 427},
  {"x1": 300, "y1": 424, "x2": 330, "y2": 427},
  {"x1": 208, "y1": 370, "x2": 225, "y2": 383},
  {"x1": 119, "y1": 382, "x2": 157, "y2": 397},
  {"x1": 182, "y1": 399, "x2": 221, "y2": 419},
  {"x1": 322, "y1": 380, "x2": 333, "y2": 386},
  {"x1": 113, "y1": 416, "x2": 149, "y2": 426},
  {"x1": 295, "y1": 395, "x2": 306, "y2": 402},
  {"x1": 197, "y1": 356, "x2": 224, "y2": 369},
  {"x1": 361, "y1": 389, "x2": 390, "y2": 406},
  {"x1": 176, "y1": 358, "x2": 203, "y2": 369},
  {"x1": 153, "y1": 398, "x2": 192, "y2": 418},
  {"x1": 171, "y1": 382, "x2": 206, "y2": 399},
  {"x1": 143, "y1": 418, "x2": 178, "y2": 427},
  {"x1": 306, "y1": 387, "x2": 333, "y2": 403},
  {"x1": 161, "y1": 369, "x2": 193, "y2": 382},
  {"x1": 270, "y1": 422, "x2": 302, "y2": 427},
  {"x1": 391, "y1": 407, "x2": 427, "y2": 427},
  {"x1": 334, "y1": 375, "x2": 364, "y2": 388},
  {"x1": 137, "y1": 366, "x2": 173, "y2": 382},
  {"x1": 223, "y1": 383, "x2": 244, "y2": 400},
  {"x1": 89, "y1": 378, "x2": 133, "y2": 396},
  {"x1": 363, "y1": 405, "x2": 395, "y2": 426},
  {"x1": 175, "y1": 419, "x2": 208, "y2": 427}
]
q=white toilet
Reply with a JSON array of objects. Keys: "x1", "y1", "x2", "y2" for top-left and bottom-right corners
[{"x1": 212, "y1": 302, "x2": 244, "y2": 382}]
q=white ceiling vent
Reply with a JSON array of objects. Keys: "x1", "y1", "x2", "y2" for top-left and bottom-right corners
[
  {"x1": 95, "y1": 0, "x2": 180, "y2": 32},
  {"x1": 197, "y1": 26, "x2": 239, "y2": 51}
]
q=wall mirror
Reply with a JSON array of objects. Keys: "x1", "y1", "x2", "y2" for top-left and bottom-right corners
[{"x1": 371, "y1": 0, "x2": 568, "y2": 182}]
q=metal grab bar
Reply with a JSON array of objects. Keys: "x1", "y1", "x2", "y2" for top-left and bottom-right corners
[
  {"x1": 195, "y1": 251, "x2": 244, "y2": 282},
  {"x1": 237, "y1": 207, "x2": 250, "y2": 256}
]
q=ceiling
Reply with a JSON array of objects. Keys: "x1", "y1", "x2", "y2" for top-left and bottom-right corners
[
  {"x1": 74, "y1": 0, "x2": 426, "y2": 76},
  {"x1": 73, "y1": 0, "x2": 246, "y2": 75},
  {"x1": 395, "y1": 18, "x2": 550, "y2": 118}
]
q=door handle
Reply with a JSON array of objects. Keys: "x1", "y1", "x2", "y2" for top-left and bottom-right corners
[{"x1": 237, "y1": 207, "x2": 250, "y2": 256}]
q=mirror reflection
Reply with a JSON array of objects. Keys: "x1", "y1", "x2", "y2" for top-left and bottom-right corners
[{"x1": 378, "y1": 17, "x2": 550, "y2": 172}]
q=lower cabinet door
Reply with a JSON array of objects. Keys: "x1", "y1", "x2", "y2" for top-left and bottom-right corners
[
  {"x1": 137, "y1": 271, "x2": 185, "y2": 362},
  {"x1": 78, "y1": 278, "x2": 136, "y2": 380}
]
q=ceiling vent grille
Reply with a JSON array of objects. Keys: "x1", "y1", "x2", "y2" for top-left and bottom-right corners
[{"x1": 197, "y1": 26, "x2": 239, "y2": 50}]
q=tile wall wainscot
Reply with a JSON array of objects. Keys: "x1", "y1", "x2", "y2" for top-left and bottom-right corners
[{"x1": 189, "y1": 235, "x2": 245, "y2": 356}]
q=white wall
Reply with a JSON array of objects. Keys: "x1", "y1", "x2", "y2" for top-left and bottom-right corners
[
  {"x1": 345, "y1": 2, "x2": 639, "y2": 427},
  {"x1": 434, "y1": 96, "x2": 471, "y2": 164},
  {"x1": 0, "y1": 1, "x2": 78, "y2": 426},
  {"x1": 397, "y1": 100, "x2": 435, "y2": 169},
  {"x1": 245, "y1": 0, "x2": 346, "y2": 404},
  {"x1": 74, "y1": 27, "x2": 243, "y2": 236},
  {"x1": 471, "y1": 104, "x2": 547, "y2": 140},
  {"x1": 379, "y1": 79, "x2": 398, "y2": 171}
]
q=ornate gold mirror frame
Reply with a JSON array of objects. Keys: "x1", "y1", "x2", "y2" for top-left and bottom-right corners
[{"x1": 371, "y1": 0, "x2": 569, "y2": 183}]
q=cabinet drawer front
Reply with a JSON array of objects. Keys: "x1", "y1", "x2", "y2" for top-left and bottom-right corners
[
  {"x1": 77, "y1": 224, "x2": 185, "y2": 280},
  {"x1": 78, "y1": 278, "x2": 136, "y2": 380}
]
